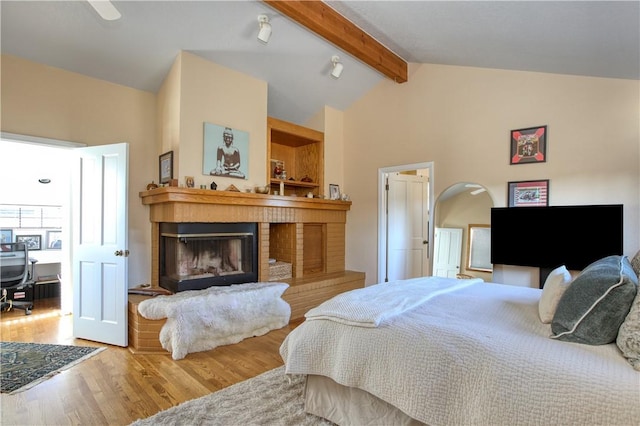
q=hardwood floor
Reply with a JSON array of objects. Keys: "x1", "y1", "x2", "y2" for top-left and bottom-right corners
[{"x1": 1, "y1": 297, "x2": 301, "y2": 425}]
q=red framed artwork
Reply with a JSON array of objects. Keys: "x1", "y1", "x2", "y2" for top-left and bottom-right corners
[
  {"x1": 510, "y1": 125, "x2": 547, "y2": 165},
  {"x1": 508, "y1": 180, "x2": 549, "y2": 207}
]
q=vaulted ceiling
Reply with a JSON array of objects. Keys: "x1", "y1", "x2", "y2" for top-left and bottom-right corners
[{"x1": 2, "y1": 1, "x2": 638, "y2": 125}]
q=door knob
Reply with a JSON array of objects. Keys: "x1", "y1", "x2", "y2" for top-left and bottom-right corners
[
  {"x1": 114, "y1": 250, "x2": 130, "y2": 257},
  {"x1": 423, "y1": 240, "x2": 428, "y2": 244}
]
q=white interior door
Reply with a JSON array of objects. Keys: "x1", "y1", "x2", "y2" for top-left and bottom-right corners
[
  {"x1": 432, "y1": 227, "x2": 462, "y2": 278},
  {"x1": 72, "y1": 143, "x2": 128, "y2": 346},
  {"x1": 387, "y1": 172, "x2": 430, "y2": 281}
]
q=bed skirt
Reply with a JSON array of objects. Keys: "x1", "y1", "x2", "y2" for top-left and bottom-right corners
[{"x1": 305, "y1": 375, "x2": 426, "y2": 426}]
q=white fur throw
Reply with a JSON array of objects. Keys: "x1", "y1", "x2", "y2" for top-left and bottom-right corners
[{"x1": 138, "y1": 282, "x2": 291, "y2": 360}]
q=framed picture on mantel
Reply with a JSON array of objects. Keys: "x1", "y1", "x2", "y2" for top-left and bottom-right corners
[{"x1": 159, "y1": 151, "x2": 173, "y2": 184}]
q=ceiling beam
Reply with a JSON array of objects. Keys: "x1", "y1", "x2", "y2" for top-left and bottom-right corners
[{"x1": 263, "y1": 0, "x2": 408, "y2": 83}]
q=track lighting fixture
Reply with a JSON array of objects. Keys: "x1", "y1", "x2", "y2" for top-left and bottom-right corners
[
  {"x1": 87, "y1": 0, "x2": 122, "y2": 21},
  {"x1": 257, "y1": 14, "x2": 272, "y2": 44},
  {"x1": 331, "y1": 55, "x2": 344, "y2": 79}
]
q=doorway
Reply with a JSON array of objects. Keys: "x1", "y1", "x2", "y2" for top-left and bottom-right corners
[
  {"x1": 432, "y1": 182, "x2": 494, "y2": 281},
  {"x1": 0, "y1": 133, "x2": 82, "y2": 315},
  {"x1": 377, "y1": 162, "x2": 434, "y2": 283}
]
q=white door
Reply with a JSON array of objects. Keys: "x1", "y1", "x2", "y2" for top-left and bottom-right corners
[
  {"x1": 387, "y1": 172, "x2": 430, "y2": 281},
  {"x1": 432, "y1": 227, "x2": 462, "y2": 278},
  {"x1": 72, "y1": 143, "x2": 129, "y2": 346}
]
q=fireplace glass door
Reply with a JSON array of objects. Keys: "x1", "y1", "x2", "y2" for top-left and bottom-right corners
[{"x1": 160, "y1": 223, "x2": 258, "y2": 292}]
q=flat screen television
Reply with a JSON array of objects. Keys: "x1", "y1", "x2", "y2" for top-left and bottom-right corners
[{"x1": 490, "y1": 204, "x2": 623, "y2": 271}]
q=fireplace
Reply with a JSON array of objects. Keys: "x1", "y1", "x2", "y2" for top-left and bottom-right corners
[{"x1": 159, "y1": 222, "x2": 258, "y2": 293}]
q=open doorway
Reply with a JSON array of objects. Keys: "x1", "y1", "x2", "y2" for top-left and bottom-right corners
[
  {"x1": 377, "y1": 162, "x2": 434, "y2": 283},
  {"x1": 0, "y1": 133, "x2": 81, "y2": 316}
]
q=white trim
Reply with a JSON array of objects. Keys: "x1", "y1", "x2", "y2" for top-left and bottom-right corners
[{"x1": 1, "y1": 132, "x2": 85, "y2": 148}]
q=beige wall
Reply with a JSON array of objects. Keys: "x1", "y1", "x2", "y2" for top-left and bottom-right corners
[
  {"x1": 307, "y1": 106, "x2": 345, "y2": 197},
  {"x1": 344, "y1": 63, "x2": 640, "y2": 285},
  {"x1": 1, "y1": 54, "x2": 157, "y2": 287},
  {"x1": 170, "y1": 52, "x2": 268, "y2": 191},
  {"x1": 1, "y1": 53, "x2": 270, "y2": 287}
]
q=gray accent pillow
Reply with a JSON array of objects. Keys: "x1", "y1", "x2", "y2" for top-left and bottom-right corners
[
  {"x1": 617, "y1": 286, "x2": 640, "y2": 370},
  {"x1": 551, "y1": 255, "x2": 638, "y2": 345},
  {"x1": 630, "y1": 250, "x2": 640, "y2": 278}
]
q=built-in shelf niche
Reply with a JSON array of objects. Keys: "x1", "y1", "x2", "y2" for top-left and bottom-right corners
[{"x1": 267, "y1": 117, "x2": 324, "y2": 197}]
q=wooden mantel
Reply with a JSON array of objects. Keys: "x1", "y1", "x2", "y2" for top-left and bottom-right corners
[
  {"x1": 139, "y1": 186, "x2": 354, "y2": 286},
  {"x1": 140, "y1": 186, "x2": 351, "y2": 217}
]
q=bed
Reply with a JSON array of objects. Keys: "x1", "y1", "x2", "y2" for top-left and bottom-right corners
[{"x1": 280, "y1": 257, "x2": 640, "y2": 426}]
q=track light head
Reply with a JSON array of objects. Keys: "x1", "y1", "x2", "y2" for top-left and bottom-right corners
[
  {"x1": 257, "y1": 14, "x2": 272, "y2": 44},
  {"x1": 87, "y1": 0, "x2": 122, "y2": 21},
  {"x1": 331, "y1": 55, "x2": 344, "y2": 79}
]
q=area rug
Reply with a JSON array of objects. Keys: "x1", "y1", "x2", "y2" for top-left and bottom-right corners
[
  {"x1": 131, "y1": 366, "x2": 333, "y2": 426},
  {"x1": 0, "y1": 341, "x2": 106, "y2": 394}
]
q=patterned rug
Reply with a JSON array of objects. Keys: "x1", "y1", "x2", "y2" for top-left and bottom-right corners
[{"x1": 0, "y1": 341, "x2": 106, "y2": 394}]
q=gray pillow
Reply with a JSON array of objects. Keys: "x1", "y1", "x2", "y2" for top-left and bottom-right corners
[
  {"x1": 631, "y1": 250, "x2": 640, "y2": 278},
  {"x1": 551, "y1": 255, "x2": 638, "y2": 345},
  {"x1": 617, "y1": 287, "x2": 640, "y2": 370}
]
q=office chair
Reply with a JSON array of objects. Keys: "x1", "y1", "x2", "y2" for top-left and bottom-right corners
[{"x1": 1, "y1": 242, "x2": 36, "y2": 315}]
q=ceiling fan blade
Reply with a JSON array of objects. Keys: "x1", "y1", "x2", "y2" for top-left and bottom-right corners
[{"x1": 87, "y1": 0, "x2": 121, "y2": 21}]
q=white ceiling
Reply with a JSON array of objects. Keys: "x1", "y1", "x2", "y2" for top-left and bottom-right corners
[{"x1": 1, "y1": 1, "x2": 638, "y2": 126}]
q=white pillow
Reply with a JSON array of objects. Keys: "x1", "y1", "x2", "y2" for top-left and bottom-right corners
[{"x1": 538, "y1": 265, "x2": 573, "y2": 323}]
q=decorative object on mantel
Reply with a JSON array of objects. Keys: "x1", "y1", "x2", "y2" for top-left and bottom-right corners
[
  {"x1": 159, "y1": 151, "x2": 173, "y2": 184},
  {"x1": 510, "y1": 125, "x2": 547, "y2": 165},
  {"x1": 225, "y1": 184, "x2": 240, "y2": 192},
  {"x1": 254, "y1": 186, "x2": 269, "y2": 194},
  {"x1": 146, "y1": 181, "x2": 158, "y2": 190},
  {"x1": 185, "y1": 176, "x2": 195, "y2": 188},
  {"x1": 137, "y1": 282, "x2": 291, "y2": 360},
  {"x1": 329, "y1": 184, "x2": 341, "y2": 200},
  {"x1": 210, "y1": 181, "x2": 217, "y2": 190},
  {"x1": 301, "y1": 175, "x2": 313, "y2": 182}
]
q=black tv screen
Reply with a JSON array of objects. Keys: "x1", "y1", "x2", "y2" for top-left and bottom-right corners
[{"x1": 491, "y1": 204, "x2": 623, "y2": 270}]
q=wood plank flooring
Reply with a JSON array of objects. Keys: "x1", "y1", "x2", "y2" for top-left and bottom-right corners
[{"x1": 1, "y1": 297, "x2": 302, "y2": 425}]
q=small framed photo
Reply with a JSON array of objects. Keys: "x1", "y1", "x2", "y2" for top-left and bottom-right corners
[
  {"x1": 270, "y1": 159, "x2": 285, "y2": 179},
  {"x1": 47, "y1": 230, "x2": 62, "y2": 250},
  {"x1": 510, "y1": 125, "x2": 547, "y2": 165},
  {"x1": 508, "y1": 180, "x2": 549, "y2": 207},
  {"x1": 185, "y1": 176, "x2": 195, "y2": 188},
  {"x1": 159, "y1": 151, "x2": 174, "y2": 184},
  {"x1": 16, "y1": 234, "x2": 42, "y2": 251},
  {"x1": 1, "y1": 229, "x2": 12, "y2": 244},
  {"x1": 329, "y1": 184, "x2": 341, "y2": 200}
]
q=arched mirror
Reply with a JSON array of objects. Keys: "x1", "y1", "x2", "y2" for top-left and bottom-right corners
[{"x1": 432, "y1": 182, "x2": 494, "y2": 281}]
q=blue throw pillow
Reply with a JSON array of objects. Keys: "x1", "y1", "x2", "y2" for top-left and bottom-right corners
[{"x1": 551, "y1": 255, "x2": 638, "y2": 345}]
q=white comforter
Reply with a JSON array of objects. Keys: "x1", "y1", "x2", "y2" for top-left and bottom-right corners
[{"x1": 280, "y1": 277, "x2": 640, "y2": 426}]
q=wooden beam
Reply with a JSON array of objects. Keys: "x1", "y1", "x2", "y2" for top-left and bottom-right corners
[{"x1": 263, "y1": 0, "x2": 408, "y2": 83}]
